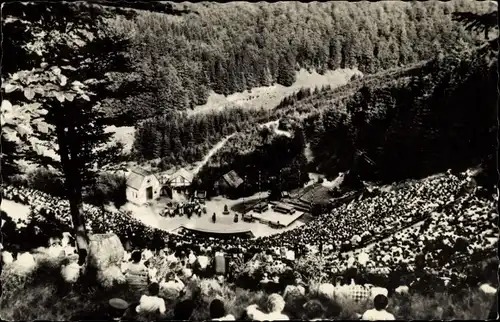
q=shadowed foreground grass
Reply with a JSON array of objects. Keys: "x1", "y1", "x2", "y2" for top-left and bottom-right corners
[{"x1": 0, "y1": 262, "x2": 496, "y2": 320}]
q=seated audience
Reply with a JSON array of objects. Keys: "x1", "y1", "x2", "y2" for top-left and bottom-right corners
[
  {"x1": 160, "y1": 272, "x2": 185, "y2": 299},
  {"x1": 209, "y1": 299, "x2": 235, "y2": 321},
  {"x1": 246, "y1": 293, "x2": 289, "y2": 321},
  {"x1": 361, "y1": 294, "x2": 395, "y2": 321},
  {"x1": 135, "y1": 283, "x2": 166, "y2": 317}
]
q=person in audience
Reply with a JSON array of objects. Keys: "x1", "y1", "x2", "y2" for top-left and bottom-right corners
[
  {"x1": 209, "y1": 299, "x2": 235, "y2": 321},
  {"x1": 283, "y1": 275, "x2": 306, "y2": 300},
  {"x1": 173, "y1": 299, "x2": 195, "y2": 321},
  {"x1": 260, "y1": 272, "x2": 270, "y2": 290},
  {"x1": 123, "y1": 250, "x2": 149, "y2": 295},
  {"x1": 266, "y1": 273, "x2": 281, "y2": 294},
  {"x1": 246, "y1": 293, "x2": 288, "y2": 321},
  {"x1": 123, "y1": 251, "x2": 148, "y2": 274},
  {"x1": 361, "y1": 294, "x2": 395, "y2": 321},
  {"x1": 59, "y1": 253, "x2": 81, "y2": 294},
  {"x1": 109, "y1": 298, "x2": 130, "y2": 321},
  {"x1": 303, "y1": 299, "x2": 326, "y2": 321},
  {"x1": 160, "y1": 272, "x2": 185, "y2": 299},
  {"x1": 135, "y1": 282, "x2": 166, "y2": 317}
]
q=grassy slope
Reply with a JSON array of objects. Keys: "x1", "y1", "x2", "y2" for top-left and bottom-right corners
[
  {"x1": 187, "y1": 68, "x2": 362, "y2": 116},
  {"x1": 0, "y1": 259, "x2": 495, "y2": 321}
]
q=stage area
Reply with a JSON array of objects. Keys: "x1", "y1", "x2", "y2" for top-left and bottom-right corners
[
  {"x1": 123, "y1": 193, "x2": 304, "y2": 238},
  {"x1": 248, "y1": 209, "x2": 305, "y2": 228}
]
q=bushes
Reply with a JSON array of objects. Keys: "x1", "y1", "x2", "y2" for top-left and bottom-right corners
[
  {"x1": 85, "y1": 173, "x2": 127, "y2": 208},
  {"x1": 20, "y1": 168, "x2": 66, "y2": 198}
]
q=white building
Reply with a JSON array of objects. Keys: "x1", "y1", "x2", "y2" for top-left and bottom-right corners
[{"x1": 125, "y1": 168, "x2": 161, "y2": 205}]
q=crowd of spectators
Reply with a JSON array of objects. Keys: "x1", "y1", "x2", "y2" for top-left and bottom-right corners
[
  {"x1": 159, "y1": 201, "x2": 205, "y2": 219},
  {"x1": 1, "y1": 169, "x2": 497, "y2": 295}
]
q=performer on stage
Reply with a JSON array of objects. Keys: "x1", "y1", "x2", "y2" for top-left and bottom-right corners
[{"x1": 212, "y1": 213, "x2": 216, "y2": 223}]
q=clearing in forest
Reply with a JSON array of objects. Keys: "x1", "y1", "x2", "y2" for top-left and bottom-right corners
[{"x1": 187, "y1": 68, "x2": 362, "y2": 115}]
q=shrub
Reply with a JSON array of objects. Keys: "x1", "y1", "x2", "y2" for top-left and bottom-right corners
[
  {"x1": 26, "y1": 168, "x2": 66, "y2": 197},
  {"x1": 85, "y1": 173, "x2": 127, "y2": 208}
]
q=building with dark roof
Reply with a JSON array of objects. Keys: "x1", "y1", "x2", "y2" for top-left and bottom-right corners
[{"x1": 214, "y1": 170, "x2": 244, "y2": 197}]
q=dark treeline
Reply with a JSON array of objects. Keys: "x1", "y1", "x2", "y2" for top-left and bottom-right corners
[
  {"x1": 193, "y1": 127, "x2": 309, "y2": 198},
  {"x1": 301, "y1": 50, "x2": 497, "y2": 185},
  {"x1": 104, "y1": 0, "x2": 488, "y2": 123},
  {"x1": 132, "y1": 108, "x2": 270, "y2": 169}
]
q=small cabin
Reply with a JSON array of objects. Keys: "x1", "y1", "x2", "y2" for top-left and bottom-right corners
[
  {"x1": 126, "y1": 168, "x2": 161, "y2": 205},
  {"x1": 214, "y1": 170, "x2": 244, "y2": 196}
]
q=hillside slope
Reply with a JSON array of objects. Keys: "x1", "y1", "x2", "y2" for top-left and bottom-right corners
[
  {"x1": 283, "y1": 51, "x2": 497, "y2": 184},
  {"x1": 192, "y1": 49, "x2": 497, "y2": 194},
  {"x1": 104, "y1": 0, "x2": 490, "y2": 123}
]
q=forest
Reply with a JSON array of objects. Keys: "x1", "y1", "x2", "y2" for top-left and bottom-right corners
[
  {"x1": 282, "y1": 49, "x2": 497, "y2": 186},
  {"x1": 185, "y1": 43, "x2": 497, "y2": 196},
  {"x1": 192, "y1": 127, "x2": 310, "y2": 198},
  {"x1": 133, "y1": 108, "x2": 270, "y2": 169},
  {"x1": 105, "y1": 0, "x2": 489, "y2": 123},
  {"x1": 3, "y1": 0, "x2": 496, "y2": 201}
]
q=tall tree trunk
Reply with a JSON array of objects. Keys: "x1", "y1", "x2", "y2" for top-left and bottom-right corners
[
  {"x1": 68, "y1": 189, "x2": 90, "y2": 265},
  {"x1": 56, "y1": 118, "x2": 90, "y2": 265}
]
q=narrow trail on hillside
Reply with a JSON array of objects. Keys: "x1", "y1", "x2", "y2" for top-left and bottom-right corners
[
  {"x1": 190, "y1": 133, "x2": 236, "y2": 176},
  {"x1": 189, "y1": 118, "x2": 298, "y2": 178}
]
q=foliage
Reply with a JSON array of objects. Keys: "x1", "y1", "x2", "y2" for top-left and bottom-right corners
[
  {"x1": 1, "y1": 1, "x2": 143, "y2": 258},
  {"x1": 194, "y1": 127, "x2": 309, "y2": 197},
  {"x1": 26, "y1": 168, "x2": 67, "y2": 198},
  {"x1": 289, "y1": 50, "x2": 498, "y2": 184},
  {"x1": 85, "y1": 173, "x2": 128, "y2": 208},
  {"x1": 132, "y1": 108, "x2": 270, "y2": 168},
  {"x1": 102, "y1": 0, "x2": 490, "y2": 122}
]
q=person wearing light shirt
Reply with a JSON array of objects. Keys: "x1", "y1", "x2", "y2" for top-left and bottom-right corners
[
  {"x1": 136, "y1": 282, "x2": 166, "y2": 316},
  {"x1": 160, "y1": 272, "x2": 185, "y2": 299},
  {"x1": 246, "y1": 294, "x2": 289, "y2": 321},
  {"x1": 188, "y1": 250, "x2": 197, "y2": 265},
  {"x1": 361, "y1": 294, "x2": 395, "y2": 321}
]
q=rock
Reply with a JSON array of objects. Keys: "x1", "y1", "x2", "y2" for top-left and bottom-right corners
[
  {"x1": 88, "y1": 233, "x2": 124, "y2": 271},
  {"x1": 97, "y1": 265, "x2": 126, "y2": 289}
]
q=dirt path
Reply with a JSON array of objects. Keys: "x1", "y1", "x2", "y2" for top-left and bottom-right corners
[{"x1": 190, "y1": 133, "x2": 236, "y2": 177}]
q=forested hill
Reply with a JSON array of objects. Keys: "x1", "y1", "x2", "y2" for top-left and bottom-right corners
[
  {"x1": 283, "y1": 50, "x2": 497, "y2": 185},
  {"x1": 105, "y1": 0, "x2": 491, "y2": 124}
]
